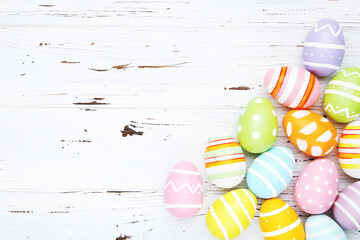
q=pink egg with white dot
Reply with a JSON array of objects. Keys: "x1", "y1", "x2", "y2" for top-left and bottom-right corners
[
  {"x1": 294, "y1": 158, "x2": 339, "y2": 214},
  {"x1": 164, "y1": 161, "x2": 204, "y2": 218}
]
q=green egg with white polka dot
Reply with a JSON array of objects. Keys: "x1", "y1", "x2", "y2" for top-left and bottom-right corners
[
  {"x1": 237, "y1": 97, "x2": 278, "y2": 154},
  {"x1": 323, "y1": 66, "x2": 360, "y2": 123}
]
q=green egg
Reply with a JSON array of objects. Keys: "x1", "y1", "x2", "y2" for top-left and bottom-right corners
[
  {"x1": 323, "y1": 67, "x2": 360, "y2": 123},
  {"x1": 237, "y1": 97, "x2": 278, "y2": 154}
]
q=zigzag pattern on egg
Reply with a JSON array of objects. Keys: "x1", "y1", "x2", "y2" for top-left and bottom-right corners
[
  {"x1": 303, "y1": 18, "x2": 345, "y2": 77},
  {"x1": 324, "y1": 103, "x2": 360, "y2": 120},
  {"x1": 314, "y1": 22, "x2": 342, "y2": 37},
  {"x1": 164, "y1": 181, "x2": 204, "y2": 194}
]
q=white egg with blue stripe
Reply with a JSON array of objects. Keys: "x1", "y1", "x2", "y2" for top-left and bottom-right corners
[
  {"x1": 305, "y1": 215, "x2": 347, "y2": 240},
  {"x1": 246, "y1": 146, "x2": 295, "y2": 199}
]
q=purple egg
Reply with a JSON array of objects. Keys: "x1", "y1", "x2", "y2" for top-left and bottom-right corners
[
  {"x1": 333, "y1": 181, "x2": 360, "y2": 231},
  {"x1": 303, "y1": 18, "x2": 345, "y2": 77}
]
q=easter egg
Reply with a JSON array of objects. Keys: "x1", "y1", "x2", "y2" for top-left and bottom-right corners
[
  {"x1": 305, "y1": 215, "x2": 347, "y2": 240},
  {"x1": 205, "y1": 136, "x2": 246, "y2": 188},
  {"x1": 163, "y1": 161, "x2": 203, "y2": 218},
  {"x1": 259, "y1": 198, "x2": 305, "y2": 240},
  {"x1": 338, "y1": 121, "x2": 360, "y2": 178},
  {"x1": 264, "y1": 66, "x2": 320, "y2": 109},
  {"x1": 333, "y1": 181, "x2": 360, "y2": 231},
  {"x1": 247, "y1": 146, "x2": 295, "y2": 199},
  {"x1": 323, "y1": 67, "x2": 360, "y2": 123},
  {"x1": 303, "y1": 18, "x2": 345, "y2": 77},
  {"x1": 283, "y1": 110, "x2": 338, "y2": 157},
  {"x1": 294, "y1": 158, "x2": 339, "y2": 214},
  {"x1": 237, "y1": 97, "x2": 278, "y2": 154},
  {"x1": 206, "y1": 189, "x2": 257, "y2": 240}
]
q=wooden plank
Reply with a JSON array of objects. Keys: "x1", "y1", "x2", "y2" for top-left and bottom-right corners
[{"x1": 0, "y1": 107, "x2": 355, "y2": 191}]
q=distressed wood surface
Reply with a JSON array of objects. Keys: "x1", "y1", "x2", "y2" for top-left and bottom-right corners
[{"x1": 0, "y1": 0, "x2": 360, "y2": 239}]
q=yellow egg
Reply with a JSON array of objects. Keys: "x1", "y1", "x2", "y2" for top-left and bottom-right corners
[
  {"x1": 260, "y1": 198, "x2": 305, "y2": 240},
  {"x1": 206, "y1": 189, "x2": 257, "y2": 240}
]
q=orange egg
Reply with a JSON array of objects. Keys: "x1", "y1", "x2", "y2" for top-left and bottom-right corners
[
  {"x1": 283, "y1": 110, "x2": 338, "y2": 157},
  {"x1": 260, "y1": 198, "x2": 305, "y2": 240}
]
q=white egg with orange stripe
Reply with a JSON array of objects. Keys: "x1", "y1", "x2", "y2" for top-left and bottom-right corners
[
  {"x1": 205, "y1": 136, "x2": 246, "y2": 188},
  {"x1": 260, "y1": 198, "x2": 305, "y2": 240},
  {"x1": 206, "y1": 189, "x2": 257, "y2": 240},
  {"x1": 338, "y1": 121, "x2": 360, "y2": 178},
  {"x1": 264, "y1": 66, "x2": 321, "y2": 109}
]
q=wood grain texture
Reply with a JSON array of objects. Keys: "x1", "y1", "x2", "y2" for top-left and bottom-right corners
[{"x1": 0, "y1": 0, "x2": 360, "y2": 239}]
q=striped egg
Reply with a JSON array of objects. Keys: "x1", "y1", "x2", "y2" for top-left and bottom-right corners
[
  {"x1": 333, "y1": 181, "x2": 360, "y2": 231},
  {"x1": 324, "y1": 67, "x2": 360, "y2": 123},
  {"x1": 338, "y1": 121, "x2": 360, "y2": 178},
  {"x1": 164, "y1": 161, "x2": 204, "y2": 218},
  {"x1": 206, "y1": 189, "x2": 257, "y2": 240},
  {"x1": 260, "y1": 198, "x2": 305, "y2": 240},
  {"x1": 264, "y1": 66, "x2": 320, "y2": 109},
  {"x1": 303, "y1": 18, "x2": 345, "y2": 77},
  {"x1": 205, "y1": 136, "x2": 246, "y2": 188},
  {"x1": 283, "y1": 110, "x2": 338, "y2": 157},
  {"x1": 305, "y1": 215, "x2": 347, "y2": 240},
  {"x1": 246, "y1": 146, "x2": 295, "y2": 199}
]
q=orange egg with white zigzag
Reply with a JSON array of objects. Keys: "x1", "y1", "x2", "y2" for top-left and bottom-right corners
[
  {"x1": 283, "y1": 110, "x2": 338, "y2": 157},
  {"x1": 260, "y1": 198, "x2": 305, "y2": 240}
]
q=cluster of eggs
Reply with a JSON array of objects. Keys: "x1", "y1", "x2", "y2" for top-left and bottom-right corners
[{"x1": 163, "y1": 18, "x2": 360, "y2": 240}]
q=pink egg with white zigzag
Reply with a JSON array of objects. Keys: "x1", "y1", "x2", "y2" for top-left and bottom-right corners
[{"x1": 164, "y1": 161, "x2": 204, "y2": 218}]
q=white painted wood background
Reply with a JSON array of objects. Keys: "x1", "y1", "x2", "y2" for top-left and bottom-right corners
[{"x1": 0, "y1": 0, "x2": 360, "y2": 239}]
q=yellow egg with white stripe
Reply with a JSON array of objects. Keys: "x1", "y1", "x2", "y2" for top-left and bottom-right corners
[
  {"x1": 260, "y1": 198, "x2": 305, "y2": 240},
  {"x1": 206, "y1": 189, "x2": 257, "y2": 240}
]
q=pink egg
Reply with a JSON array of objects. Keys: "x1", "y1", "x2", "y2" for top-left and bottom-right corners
[
  {"x1": 164, "y1": 161, "x2": 204, "y2": 218},
  {"x1": 294, "y1": 158, "x2": 339, "y2": 214}
]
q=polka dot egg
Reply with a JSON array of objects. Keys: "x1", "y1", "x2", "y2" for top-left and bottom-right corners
[
  {"x1": 323, "y1": 66, "x2": 360, "y2": 123},
  {"x1": 247, "y1": 146, "x2": 295, "y2": 199},
  {"x1": 294, "y1": 158, "x2": 339, "y2": 214},
  {"x1": 283, "y1": 110, "x2": 338, "y2": 157},
  {"x1": 259, "y1": 198, "x2": 305, "y2": 240},
  {"x1": 303, "y1": 18, "x2": 345, "y2": 77},
  {"x1": 237, "y1": 97, "x2": 278, "y2": 154}
]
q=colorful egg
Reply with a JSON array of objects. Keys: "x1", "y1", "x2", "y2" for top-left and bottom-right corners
[
  {"x1": 323, "y1": 67, "x2": 360, "y2": 123},
  {"x1": 338, "y1": 121, "x2": 360, "y2": 178},
  {"x1": 294, "y1": 158, "x2": 339, "y2": 214},
  {"x1": 259, "y1": 198, "x2": 305, "y2": 240},
  {"x1": 206, "y1": 189, "x2": 257, "y2": 240},
  {"x1": 264, "y1": 66, "x2": 320, "y2": 109},
  {"x1": 283, "y1": 110, "x2": 338, "y2": 157},
  {"x1": 247, "y1": 146, "x2": 295, "y2": 199},
  {"x1": 205, "y1": 136, "x2": 246, "y2": 188},
  {"x1": 303, "y1": 18, "x2": 345, "y2": 77},
  {"x1": 163, "y1": 161, "x2": 204, "y2": 218},
  {"x1": 333, "y1": 181, "x2": 360, "y2": 231},
  {"x1": 237, "y1": 97, "x2": 278, "y2": 154},
  {"x1": 305, "y1": 215, "x2": 347, "y2": 240}
]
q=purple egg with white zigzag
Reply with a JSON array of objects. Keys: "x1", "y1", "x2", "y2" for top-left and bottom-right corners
[
  {"x1": 333, "y1": 181, "x2": 360, "y2": 231},
  {"x1": 303, "y1": 18, "x2": 345, "y2": 77}
]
